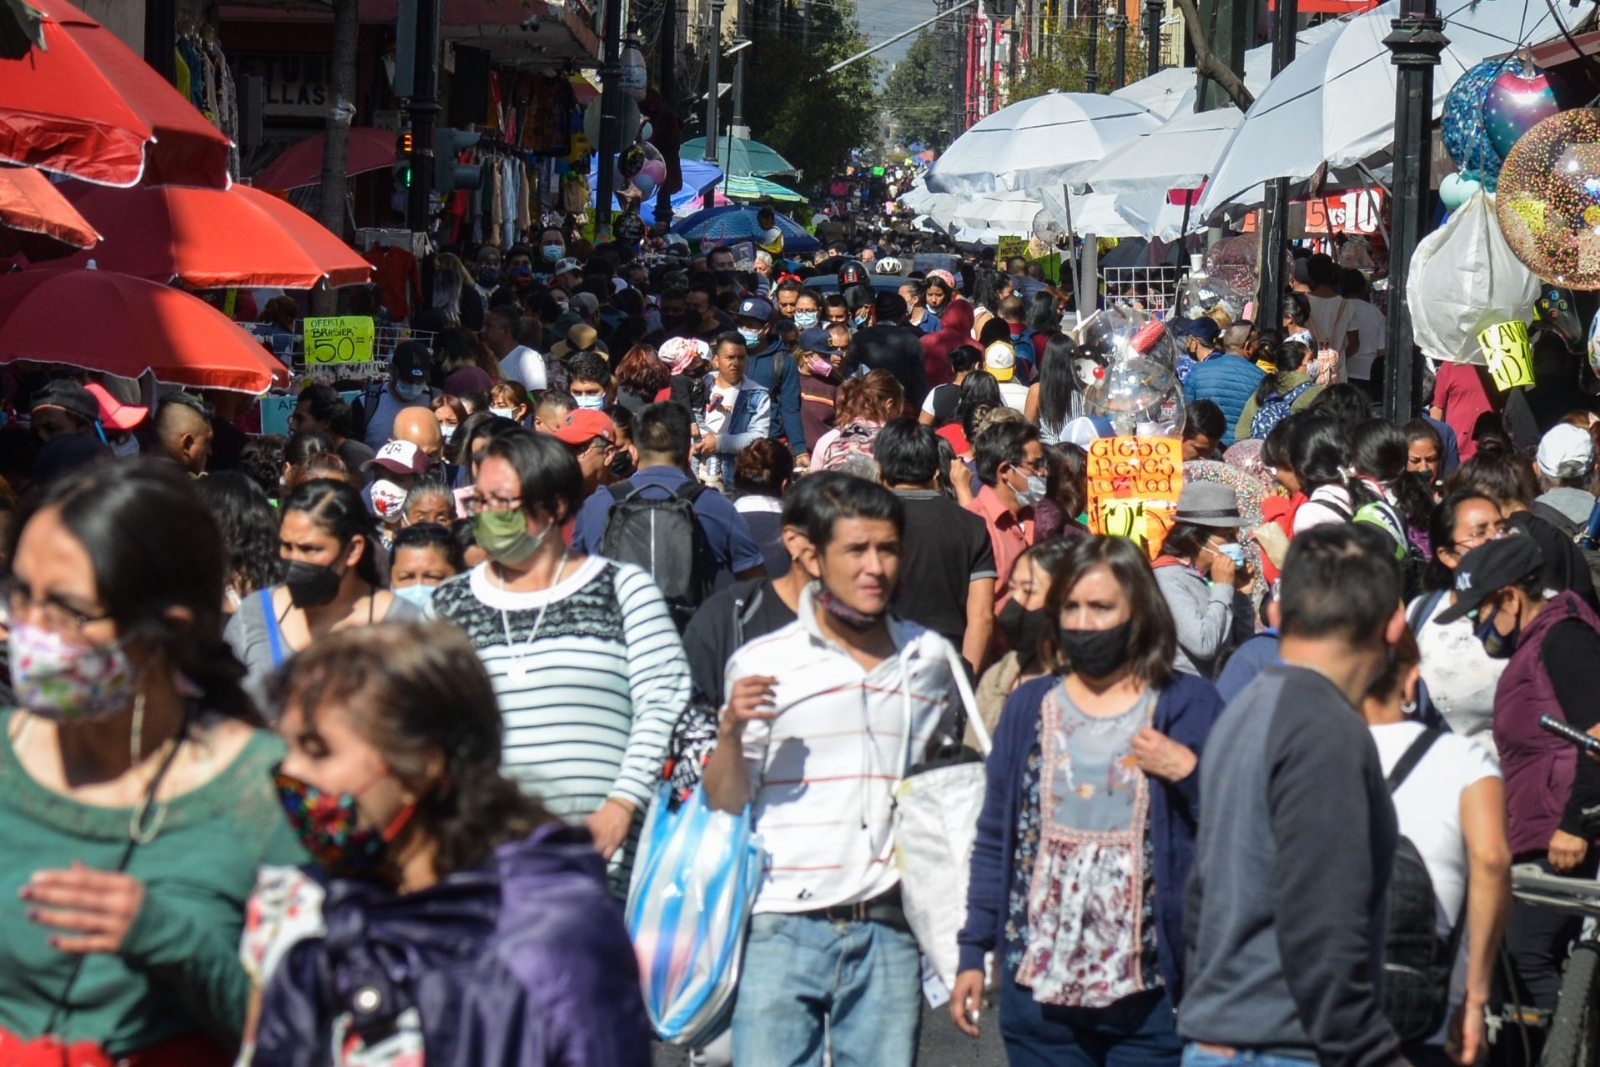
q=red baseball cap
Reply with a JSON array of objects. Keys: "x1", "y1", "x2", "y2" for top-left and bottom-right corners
[
  {"x1": 83, "y1": 382, "x2": 149, "y2": 432},
  {"x1": 551, "y1": 410, "x2": 616, "y2": 447}
]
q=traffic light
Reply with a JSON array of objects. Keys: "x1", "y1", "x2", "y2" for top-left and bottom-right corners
[
  {"x1": 393, "y1": 129, "x2": 413, "y2": 188},
  {"x1": 433, "y1": 128, "x2": 483, "y2": 194}
]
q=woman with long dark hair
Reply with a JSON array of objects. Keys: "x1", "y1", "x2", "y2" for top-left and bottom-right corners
[
  {"x1": 0, "y1": 463, "x2": 303, "y2": 1065},
  {"x1": 955, "y1": 536, "x2": 1223, "y2": 1066},
  {"x1": 194, "y1": 471, "x2": 284, "y2": 613},
  {"x1": 1233, "y1": 332, "x2": 1323, "y2": 442},
  {"x1": 1288, "y1": 414, "x2": 1387, "y2": 533},
  {"x1": 943, "y1": 369, "x2": 1005, "y2": 458},
  {"x1": 243, "y1": 622, "x2": 652, "y2": 1066},
  {"x1": 971, "y1": 267, "x2": 1013, "y2": 340},
  {"x1": 1024, "y1": 334, "x2": 1078, "y2": 445}
]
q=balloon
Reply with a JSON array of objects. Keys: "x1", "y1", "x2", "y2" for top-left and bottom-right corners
[
  {"x1": 1588, "y1": 307, "x2": 1600, "y2": 373},
  {"x1": 1495, "y1": 109, "x2": 1600, "y2": 290},
  {"x1": 1440, "y1": 172, "x2": 1484, "y2": 211},
  {"x1": 1082, "y1": 357, "x2": 1187, "y2": 437},
  {"x1": 633, "y1": 173, "x2": 657, "y2": 199},
  {"x1": 1484, "y1": 59, "x2": 1563, "y2": 160},
  {"x1": 1175, "y1": 272, "x2": 1244, "y2": 325},
  {"x1": 1443, "y1": 60, "x2": 1505, "y2": 188},
  {"x1": 1073, "y1": 306, "x2": 1183, "y2": 379},
  {"x1": 640, "y1": 120, "x2": 654, "y2": 141},
  {"x1": 618, "y1": 144, "x2": 646, "y2": 179},
  {"x1": 641, "y1": 158, "x2": 668, "y2": 185}
]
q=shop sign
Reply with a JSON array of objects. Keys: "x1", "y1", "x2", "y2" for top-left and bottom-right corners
[{"x1": 232, "y1": 54, "x2": 332, "y2": 118}]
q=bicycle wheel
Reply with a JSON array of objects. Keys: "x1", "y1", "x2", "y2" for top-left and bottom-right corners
[{"x1": 1542, "y1": 942, "x2": 1600, "y2": 1067}]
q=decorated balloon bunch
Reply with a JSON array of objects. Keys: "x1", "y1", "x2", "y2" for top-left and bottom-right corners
[
  {"x1": 1073, "y1": 307, "x2": 1188, "y2": 438},
  {"x1": 614, "y1": 124, "x2": 669, "y2": 204},
  {"x1": 1442, "y1": 54, "x2": 1564, "y2": 208}
]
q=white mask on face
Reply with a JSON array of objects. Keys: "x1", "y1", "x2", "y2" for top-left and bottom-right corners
[
  {"x1": 440, "y1": 424, "x2": 456, "y2": 442},
  {"x1": 489, "y1": 407, "x2": 516, "y2": 420},
  {"x1": 370, "y1": 479, "x2": 408, "y2": 520}
]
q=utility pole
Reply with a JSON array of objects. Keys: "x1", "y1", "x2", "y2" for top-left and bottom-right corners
[
  {"x1": 406, "y1": 0, "x2": 440, "y2": 232},
  {"x1": 1255, "y1": 0, "x2": 1296, "y2": 338},
  {"x1": 1197, "y1": 0, "x2": 1249, "y2": 111},
  {"x1": 702, "y1": 1, "x2": 723, "y2": 205},
  {"x1": 594, "y1": 0, "x2": 624, "y2": 232},
  {"x1": 1383, "y1": 0, "x2": 1447, "y2": 422},
  {"x1": 1144, "y1": 0, "x2": 1163, "y2": 74},
  {"x1": 656, "y1": 1, "x2": 681, "y2": 223},
  {"x1": 731, "y1": 0, "x2": 747, "y2": 136},
  {"x1": 1112, "y1": 9, "x2": 1127, "y2": 89},
  {"x1": 1086, "y1": 11, "x2": 1099, "y2": 93},
  {"x1": 1007, "y1": 14, "x2": 1019, "y2": 90},
  {"x1": 986, "y1": 13, "x2": 998, "y2": 113}
]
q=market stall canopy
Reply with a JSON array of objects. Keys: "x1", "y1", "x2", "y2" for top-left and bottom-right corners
[
  {"x1": 0, "y1": 269, "x2": 288, "y2": 393},
  {"x1": 254, "y1": 127, "x2": 400, "y2": 191},
  {"x1": 682, "y1": 136, "x2": 796, "y2": 178},
  {"x1": 588, "y1": 156, "x2": 722, "y2": 224},
  {"x1": 723, "y1": 175, "x2": 807, "y2": 203},
  {"x1": 1075, "y1": 107, "x2": 1243, "y2": 197},
  {"x1": 1194, "y1": 0, "x2": 1595, "y2": 225},
  {"x1": 0, "y1": 167, "x2": 98, "y2": 260},
  {"x1": 0, "y1": 0, "x2": 232, "y2": 187},
  {"x1": 927, "y1": 91, "x2": 1160, "y2": 196},
  {"x1": 673, "y1": 205, "x2": 820, "y2": 254},
  {"x1": 55, "y1": 182, "x2": 371, "y2": 288}
]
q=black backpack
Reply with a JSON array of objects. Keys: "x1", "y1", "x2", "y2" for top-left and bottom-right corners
[
  {"x1": 1381, "y1": 729, "x2": 1465, "y2": 1043},
  {"x1": 598, "y1": 480, "x2": 714, "y2": 631}
]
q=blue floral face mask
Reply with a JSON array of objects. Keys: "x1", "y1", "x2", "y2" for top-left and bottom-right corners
[{"x1": 1474, "y1": 602, "x2": 1519, "y2": 659}]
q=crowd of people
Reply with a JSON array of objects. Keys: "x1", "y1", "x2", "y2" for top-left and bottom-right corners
[{"x1": 0, "y1": 219, "x2": 1595, "y2": 1067}]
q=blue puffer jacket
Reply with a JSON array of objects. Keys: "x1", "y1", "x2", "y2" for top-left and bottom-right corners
[{"x1": 1183, "y1": 353, "x2": 1266, "y2": 447}]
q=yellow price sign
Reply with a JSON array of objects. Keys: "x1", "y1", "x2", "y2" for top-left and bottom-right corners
[
  {"x1": 302, "y1": 316, "x2": 375, "y2": 365},
  {"x1": 1085, "y1": 436, "x2": 1184, "y2": 559},
  {"x1": 996, "y1": 235, "x2": 1029, "y2": 262},
  {"x1": 1477, "y1": 320, "x2": 1534, "y2": 391}
]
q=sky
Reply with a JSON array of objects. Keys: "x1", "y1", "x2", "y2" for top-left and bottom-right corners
[{"x1": 857, "y1": 0, "x2": 940, "y2": 85}]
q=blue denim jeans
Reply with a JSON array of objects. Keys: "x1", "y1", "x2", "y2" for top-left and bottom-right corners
[
  {"x1": 999, "y1": 971, "x2": 1183, "y2": 1067},
  {"x1": 1182, "y1": 1042, "x2": 1318, "y2": 1067},
  {"x1": 729, "y1": 911, "x2": 922, "y2": 1067}
]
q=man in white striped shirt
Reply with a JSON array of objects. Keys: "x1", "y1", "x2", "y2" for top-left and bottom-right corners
[{"x1": 705, "y1": 473, "x2": 972, "y2": 1067}]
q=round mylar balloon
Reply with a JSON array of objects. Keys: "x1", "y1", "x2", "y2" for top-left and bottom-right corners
[
  {"x1": 1495, "y1": 109, "x2": 1600, "y2": 290},
  {"x1": 1440, "y1": 172, "x2": 1484, "y2": 211},
  {"x1": 1443, "y1": 59, "x2": 1505, "y2": 188},
  {"x1": 1082, "y1": 357, "x2": 1187, "y2": 437},
  {"x1": 1484, "y1": 58, "x2": 1563, "y2": 160}
]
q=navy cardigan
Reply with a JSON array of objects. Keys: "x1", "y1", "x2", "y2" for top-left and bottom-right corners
[{"x1": 955, "y1": 670, "x2": 1224, "y2": 1003}]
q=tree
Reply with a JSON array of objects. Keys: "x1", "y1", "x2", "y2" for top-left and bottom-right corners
[
  {"x1": 1005, "y1": 19, "x2": 1146, "y2": 104},
  {"x1": 880, "y1": 31, "x2": 949, "y2": 149}
]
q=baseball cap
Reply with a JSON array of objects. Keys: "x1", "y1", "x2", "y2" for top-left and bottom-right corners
[
  {"x1": 366, "y1": 439, "x2": 431, "y2": 476},
  {"x1": 553, "y1": 323, "x2": 601, "y2": 359},
  {"x1": 551, "y1": 410, "x2": 616, "y2": 448},
  {"x1": 553, "y1": 257, "x2": 582, "y2": 278},
  {"x1": 756, "y1": 227, "x2": 784, "y2": 255},
  {"x1": 1537, "y1": 423, "x2": 1595, "y2": 481},
  {"x1": 799, "y1": 326, "x2": 841, "y2": 353},
  {"x1": 30, "y1": 381, "x2": 101, "y2": 426},
  {"x1": 83, "y1": 382, "x2": 149, "y2": 432},
  {"x1": 1435, "y1": 534, "x2": 1545, "y2": 624},
  {"x1": 1184, "y1": 317, "x2": 1222, "y2": 346},
  {"x1": 985, "y1": 340, "x2": 1017, "y2": 382},
  {"x1": 736, "y1": 295, "x2": 774, "y2": 323},
  {"x1": 390, "y1": 341, "x2": 430, "y2": 383},
  {"x1": 571, "y1": 292, "x2": 600, "y2": 317}
]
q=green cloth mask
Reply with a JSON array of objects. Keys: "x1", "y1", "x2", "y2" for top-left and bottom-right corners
[{"x1": 473, "y1": 508, "x2": 546, "y2": 566}]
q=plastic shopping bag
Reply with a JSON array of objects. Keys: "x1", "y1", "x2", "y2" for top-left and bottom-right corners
[{"x1": 625, "y1": 784, "x2": 764, "y2": 1047}]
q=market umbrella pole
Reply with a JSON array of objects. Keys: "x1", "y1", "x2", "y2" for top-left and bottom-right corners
[
  {"x1": 1382, "y1": 0, "x2": 1446, "y2": 423},
  {"x1": 1256, "y1": 0, "x2": 1297, "y2": 340}
]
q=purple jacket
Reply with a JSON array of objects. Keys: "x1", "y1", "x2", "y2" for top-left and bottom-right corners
[
  {"x1": 253, "y1": 822, "x2": 652, "y2": 1067},
  {"x1": 1494, "y1": 590, "x2": 1599, "y2": 855}
]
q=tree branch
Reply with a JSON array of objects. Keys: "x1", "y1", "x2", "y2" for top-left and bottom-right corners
[{"x1": 1170, "y1": 0, "x2": 1256, "y2": 111}]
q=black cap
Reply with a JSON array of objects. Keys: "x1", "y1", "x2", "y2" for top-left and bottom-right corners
[
  {"x1": 29, "y1": 381, "x2": 101, "y2": 426},
  {"x1": 390, "y1": 340, "x2": 430, "y2": 383},
  {"x1": 1435, "y1": 535, "x2": 1545, "y2": 624}
]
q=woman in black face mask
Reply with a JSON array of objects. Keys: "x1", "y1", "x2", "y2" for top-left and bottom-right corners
[
  {"x1": 974, "y1": 539, "x2": 1075, "y2": 744},
  {"x1": 953, "y1": 536, "x2": 1225, "y2": 1065},
  {"x1": 224, "y1": 479, "x2": 422, "y2": 717}
]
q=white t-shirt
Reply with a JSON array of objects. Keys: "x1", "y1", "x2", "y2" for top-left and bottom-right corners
[
  {"x1": 999, "y1": 379, "x2": 1030, "y2": 412},
  {"x1": 1368, "y1": 721, "x2": 1502, "y2": 1041},
  {"x1": 499, "y1": 345, "x2": 548, "y2": 391},
  {"x1": 1308, "y1": 294, "x2": 1357, "y2": 359},
  {"x1": 1344, "y1": 300, "x2": 1388, "y2": 381},
  {"x1": 1410, "y1": 591, "x2": 1505, "y2": 759},
  {"x1": 1293, "y1": 484, "x2": 1355, "y2": 533}
]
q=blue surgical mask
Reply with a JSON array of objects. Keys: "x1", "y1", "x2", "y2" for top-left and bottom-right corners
[
  {"x1": 794, "y1": 310, "x2": 819, "y2": 329},
  {"x1": 1475, "y1": 603, "x2": 1520, "y2": 659},
  {"x1": 853, "y1": 311, "x2": 871, "y2": 328},
  {"x1": 738, "y1": 327, "x2": 762, "y2": 347},
  {"x1": 542, "y1": 245, "x2": 564, "y2": 263},
  {"x1": 394, "y1": 381, "x2": 424, "y2": 401},
  {"x1": 392, "y1": 584, "x2": 437, "y2": 611},
  {"x1": 574, "y1": 394, "x2": 607, "y2": 411}
]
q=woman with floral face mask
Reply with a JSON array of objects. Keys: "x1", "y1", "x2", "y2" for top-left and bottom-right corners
[
  {"x1": 0, "y1": 462, "x2": 304, "y2": 1066},
  {"x1": 224, "y1": 480, "x2": 421, "y2": 717},
  {"x1": 242, "y1": 621, "x2": 652, "y2": 1067}
]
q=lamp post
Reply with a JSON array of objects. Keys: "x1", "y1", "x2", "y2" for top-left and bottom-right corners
[
  {"x1": 1255, "y1": 0, "x2": 1297, "y2": 337},
  {"x1": 1110, "y1": 9, "x2": 1127, "y2": 90},
  {"x1": 1382, "y1": 0, "x2": 1447, "y2": 423},
  {"x1": 1086, "y1": 10, "x2": 1100, "y2": 93},
  {"x1": 593, "y1": 0, "x2": 625, "y2": 232},
  {"x1": 1144, "y1": 0, "x2": 1163, "y2": 75}
]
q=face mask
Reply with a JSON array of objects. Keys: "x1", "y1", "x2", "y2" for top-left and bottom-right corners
[
  {"x1": 814, "y1": 583, "x2": 885, "y2": 632},
  {"x1": 1475, "y1": 603, "x2": 1519, "y2": 659},
  {"x1": 509, "y1": 264, "x2": 533, "y2": 283},
  {"x1": 370, "y1": 479, "x2": 408, "y2": 521},
  {"x1": 556, "y1": 300, "x2": 571, "y2": 314},
  {"x1": 440, "y1": 424, "x2": 456, "y2": 443},
  {"x1": 110, "y1": 435, "x2": 140, "y2": 459},
  {"x1": 542, "y1": 245, "x2": 565, "y2": 263},
  {"x1": 1013, "y1": 472, "x2": 1047, "y2": 509},
  {"x1": 477, "y1": 267, "x2": 501, "y2": 287},
  {"x1": 474, "y1": 508, "x2": 547, "y2": 566},
  {"x1": 807, "y1": 356, "x2": 834, "y2": 378},
  {"x1": 9, "y1": 621, "x2": 136, "y2": 723},
  {"x1": 998, "y1": 601, "x2": 1049, "y2": 660},
  {"x1": 489, "y1": 406, "x2": 516, "y2": 421},
  {"x1": 609, "y1": 451, "x2": 636, "y2": 480},
  {"x1": 794, "y1": 310, "x2": 819, "y2": 329},
  {"x1": 573, "y1": 394, "x2": 607, "y2": 411},
  {"x1": 284, "y1": 558, "x2": 346, "y2": 608},
  {"x1": 274, "y1": 766, "x2": 416, "y2": 879},
  {"x1": 394, "y1": 381, "x2": 424, "y2": 401},
  {"x1": 391, "y1": 584, "x2": 437, "y2": 611},
  {"x1": 853, "y1": 311, "x2": 871, "y2": 328},
  {"x1": 738, "y1": 327, "x2": 763, "y2": 347},
  {"x1": 1059, "y1": 620, "x2": 1135, "y2": 679}
]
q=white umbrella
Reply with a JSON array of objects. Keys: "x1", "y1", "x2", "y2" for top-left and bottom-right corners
[
  {"x1": 927, "y1": 91, "x2": 1160, "y2": 195},
  {"x1": 1075, "y1": 106, "x2": 1244, "y2": 197},
  {"x1": 1195, "y1": 0, "x2": 1595, "y2": 224}
]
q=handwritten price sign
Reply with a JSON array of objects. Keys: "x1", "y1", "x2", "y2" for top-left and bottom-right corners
[
  {"x1": 1477, "y1": 320, "x2": 1535, "y2": 392},
  {"x1": 302, "y1": 316, "x2": 375, "y2": 365},
  {"x1": 1086, "y1": 436, "x2": 1184, "y2": 558}
]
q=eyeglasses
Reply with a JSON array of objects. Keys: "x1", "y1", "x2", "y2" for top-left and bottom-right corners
[
  {"x1": 462, "y1": 491, "x2": 522, "y2": 516},
  {"x1": 1015, "y1": 457, "x2": 1050, "y2": 474},
  {"x1": 1, "y1": 576, "x2": 111, "y2": 636}
]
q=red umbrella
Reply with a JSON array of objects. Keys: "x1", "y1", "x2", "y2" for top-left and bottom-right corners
[
  {"x1": 55, "y1": 182, "x2": 371, "y2": 288},
  {"x1": 0, "y1": 269, "x2": 288, "y2": 393},
  {"x1": 0, "y1": 167, "x2": 97, "y2": 260},
  {"x1": 255, "y1": 127, "x2": 400, "y2": 190},
  {"x1": 0, "y1": 0, "x2": 231, "y2": 188}
]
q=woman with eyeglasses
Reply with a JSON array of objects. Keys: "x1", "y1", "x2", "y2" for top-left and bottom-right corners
[
  {"x1": 0, "y1": 462, "x2": 303, "y2": 1065},
  {"x1": 224, "y1": 479, "x2": 421, "y2": 716},
  {"x1": 1407, "y1": 491, "x2": 1510, "y2": 756}
]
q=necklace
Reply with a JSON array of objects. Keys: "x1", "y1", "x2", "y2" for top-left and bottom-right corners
[{"x1": 495, "y1": 552, "x2": 570, "y2": 683}]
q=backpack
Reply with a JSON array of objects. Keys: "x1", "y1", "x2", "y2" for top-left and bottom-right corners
[
  {"x1": 1531, "y1": 499, "x2": 1600, "y2": 594},
  {"x1": 1381, "y1": 729, "x2": 1466, "y2": 1043},
  {"x1": 599, "y1": 480, "x2": 715, "y2": 631},
  {"x1": 1318, "y1": 490, "x2": 1429, "y2": 599},
  {"x1": 1248, "y1": 380, "x2": 1315, "y2": 440},
  {"x1": 819, "y1": 422, "x2": 880, "y2": 475}
]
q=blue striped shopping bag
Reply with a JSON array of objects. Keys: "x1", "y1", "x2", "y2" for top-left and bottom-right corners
[{"x1": 624, "y1": 783, "x2": 764, "y2": 1046}]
